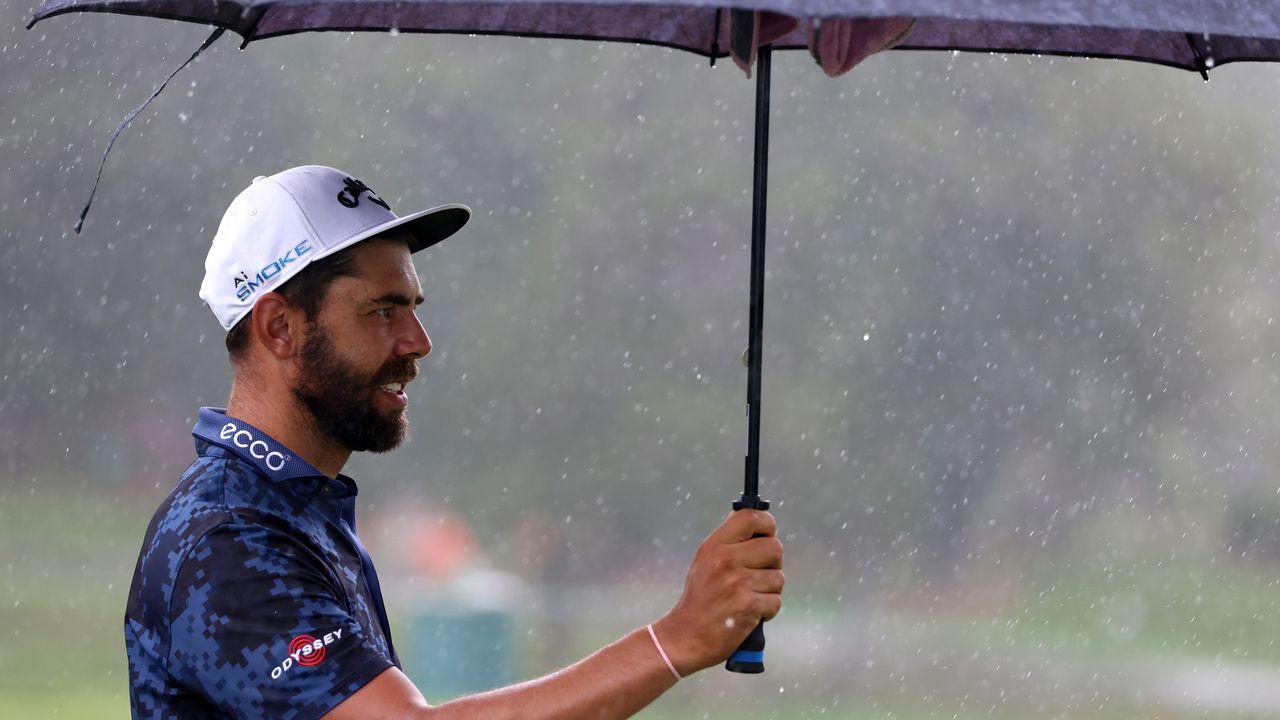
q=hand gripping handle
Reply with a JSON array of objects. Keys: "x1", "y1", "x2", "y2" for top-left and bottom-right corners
[{"x1": 725, "y1": 495, "x2": 769, "y2": 673}]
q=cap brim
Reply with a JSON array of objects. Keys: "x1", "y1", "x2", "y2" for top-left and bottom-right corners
[{"x1": 345, "y1": 203, "x2": 471, "y2": 254}]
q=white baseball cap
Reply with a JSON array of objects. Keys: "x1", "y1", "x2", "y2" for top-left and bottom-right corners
[{"x1": 199, "y1": 165, "x2": 470, "y2": 331}]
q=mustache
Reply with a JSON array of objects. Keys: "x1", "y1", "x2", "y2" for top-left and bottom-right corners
[{"x1": 372, "y1": 357, "x2": 419, "y2": 386}]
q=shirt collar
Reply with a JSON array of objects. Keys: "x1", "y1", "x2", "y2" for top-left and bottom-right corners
[{"x1": 192, "y1": 407, "x2": 357, "y2": 498}]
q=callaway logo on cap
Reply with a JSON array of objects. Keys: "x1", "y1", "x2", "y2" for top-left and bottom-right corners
[{"x1": 200, "y1": 165, "x2": 470, "y2": 331}]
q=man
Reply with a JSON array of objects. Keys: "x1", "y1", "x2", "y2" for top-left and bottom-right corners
[{"x1": 125, "y1": 165, "x2": 784, "y2": 719}]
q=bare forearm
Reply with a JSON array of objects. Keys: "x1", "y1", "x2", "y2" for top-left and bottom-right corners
[
  {"x1": 429, "y1": 627, "x2": 678, "y2": 720},
  {"x1": 326, "y1": 510, "x2": 783, "y2": 720}
]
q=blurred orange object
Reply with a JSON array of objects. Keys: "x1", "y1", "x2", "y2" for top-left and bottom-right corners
[{"x1": 410, "y1": 512, "x2": 477, "y2": 578}]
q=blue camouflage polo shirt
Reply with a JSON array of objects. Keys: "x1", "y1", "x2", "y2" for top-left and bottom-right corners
[{"x1": 125, "y1": 407, "x2": 399, "y2": 719}]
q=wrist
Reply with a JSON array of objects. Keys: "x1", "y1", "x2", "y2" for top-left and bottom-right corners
[
  {"x1": 646, "y1": 624, "x2": 682, "y2": 680},
  {"x1": 650, "y1": 614, "x2": 699, "y2": 677}
]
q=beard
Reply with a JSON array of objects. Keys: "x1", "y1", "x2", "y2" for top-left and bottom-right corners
[{"x1": 292, "y1": 324, "x2": 419, "y2": 453}]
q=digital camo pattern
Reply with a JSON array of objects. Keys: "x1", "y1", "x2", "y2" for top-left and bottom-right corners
[{"x1": 126, "y1": 408, "x2": 399, "y2": 719}]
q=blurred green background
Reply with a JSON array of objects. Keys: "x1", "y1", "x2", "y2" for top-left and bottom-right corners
[{"x1": 5, "y1": 1, "x2": 1280, "y2": 718}]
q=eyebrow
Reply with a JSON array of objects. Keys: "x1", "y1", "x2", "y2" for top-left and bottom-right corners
[{"x1": 370, "y1": 292, "x2": 425, "y2": 308}]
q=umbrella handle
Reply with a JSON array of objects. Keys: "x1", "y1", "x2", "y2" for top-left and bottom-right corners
[
  {"x1": 725, "y1": 621, "x2": 766, "y2": 674},
  {"x1": 725, "y1": 495, "x2": 769, "y2": 673}
]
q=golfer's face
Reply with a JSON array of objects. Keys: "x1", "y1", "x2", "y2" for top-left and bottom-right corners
[{"x1": 316, "y1": 239, "x2": 430, "y2": 409}]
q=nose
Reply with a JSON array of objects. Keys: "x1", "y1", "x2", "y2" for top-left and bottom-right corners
[{"x1": 400, "y1": 313, "x2": 432, "y2": 359}]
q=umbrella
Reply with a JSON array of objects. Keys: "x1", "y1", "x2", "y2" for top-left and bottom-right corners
[{"x1": 26, "y1": 0, "x2": 1280, "y2": 675}]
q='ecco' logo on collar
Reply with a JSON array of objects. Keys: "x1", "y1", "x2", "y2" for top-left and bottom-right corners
[
  {"x1": 336, "y1": 177, "x2": 390, "y2": 210},
  {"x1": 219, "y1": 422, "x2": 288, "y2": 471}
]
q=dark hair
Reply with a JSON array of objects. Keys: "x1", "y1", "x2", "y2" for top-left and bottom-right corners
[{"x1": 224, "y1": 233, "x2": 411, "y2": 362}]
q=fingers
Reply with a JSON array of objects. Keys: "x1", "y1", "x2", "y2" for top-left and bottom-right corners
[
  {"x1": 732, "y1": 564, "x2": 785, "y2": 629},
  {"x1": 734, "y1": 535, "x2": 784, "y2": 569},
  {"x1": 711, "y1": 509, "x2": 777, "y2": 543},
  {"x1": 758, "y1": 591, "x2": 783, "y2": 622},
  {"x1": 746, "y1": 567, "x2": 784, "y2": 624},
  {"x1": 658, "y1": 514, "x2": 786, "y2": 671},
  {"x1": 738, "y1": 575, "x2": 785, "y2": 625},
  {"x1": 748, "y1": 568, "x2": 785, "y2": 594}
]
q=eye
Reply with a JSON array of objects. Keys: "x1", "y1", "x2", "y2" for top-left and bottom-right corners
[{"x1": 374, "y1": 307, "x2": 393, "y2": 319}]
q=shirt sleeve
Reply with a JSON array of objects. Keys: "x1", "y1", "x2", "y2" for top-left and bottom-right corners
[{"x1": 167, "y1": 522, "x2": 395, "y2": 720}]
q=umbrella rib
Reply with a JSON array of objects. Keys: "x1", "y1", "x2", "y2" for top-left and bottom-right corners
[
  {"x1": 238, "y1": 5, "x2": 271, "y2": 48},
  {"x1": 73, "y1": 26, "x2": 226, "y2": 233},
  {"x1": 1183, "y1": 33, "x2": 1211, "y2": 81},
  {"x1": 709, "y1": 8, "x2": 722, "y2": 66}
]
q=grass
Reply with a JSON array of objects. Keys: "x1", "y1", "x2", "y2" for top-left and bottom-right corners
[
  {"x1": 0, "y1": 688, "x2": 130, "y2": 717},
  {"x1": 914, "y1": 562, "x2": 1280, "y2": 666},
  {"x1": 4, "y1": 489, "x2": 1280, "y2": 719},
  {"x1": 0, "y1": 487, "x2": 148, "y2": 717}
]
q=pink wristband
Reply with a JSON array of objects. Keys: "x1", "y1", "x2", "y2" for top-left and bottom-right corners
[{"x1": 646, "y1": 624, "x2": 682, "y2": 680}]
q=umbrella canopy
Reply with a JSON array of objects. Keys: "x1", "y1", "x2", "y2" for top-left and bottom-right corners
[
  {"x1": 29, "y1": 0, "x2": 1280, "y2": 74},
  {"x1": 27, "y1": 0, "x2": 1280, "y2": 676}
]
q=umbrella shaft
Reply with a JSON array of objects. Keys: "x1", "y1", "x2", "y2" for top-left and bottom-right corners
[{"x1": 744, "y1": 45, "x2": 771, "y2": 499}]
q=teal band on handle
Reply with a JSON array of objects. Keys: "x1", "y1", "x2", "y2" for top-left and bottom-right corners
[{"x1": 730, "y1": 650, "x2": 764, "y2": 663}]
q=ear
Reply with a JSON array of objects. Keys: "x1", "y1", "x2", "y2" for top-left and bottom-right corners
[{"x1": 249, "y1": 292, "x2": 307, "y2": 360}]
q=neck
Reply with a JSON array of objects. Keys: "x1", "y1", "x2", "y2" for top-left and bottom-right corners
[{"x1": 226, "y1": 377, "x2": 351, "y2": 478}]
